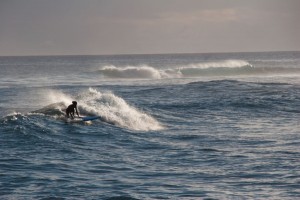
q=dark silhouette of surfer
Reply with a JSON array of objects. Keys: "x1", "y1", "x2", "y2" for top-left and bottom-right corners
[{"x1": 66, "y1": 101, "x2": 79, "y2": 119}]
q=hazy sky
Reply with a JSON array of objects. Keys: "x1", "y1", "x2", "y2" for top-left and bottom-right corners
[{"x1": 0, "y1": 0, "x2": 299, "y2": 56}]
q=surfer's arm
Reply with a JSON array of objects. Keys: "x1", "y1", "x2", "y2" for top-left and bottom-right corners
[{"x1": 75, "y1": 107, "x2": 79, "y2": 117}]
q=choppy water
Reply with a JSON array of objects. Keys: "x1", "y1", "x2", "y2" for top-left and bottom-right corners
[{"x1": 0, "y1": 52, "x2": 300, "y2": 199}]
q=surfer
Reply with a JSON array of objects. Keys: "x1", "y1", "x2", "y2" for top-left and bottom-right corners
[{"x1": 66, "y1": 101, "x2": 79, "y2": 119}]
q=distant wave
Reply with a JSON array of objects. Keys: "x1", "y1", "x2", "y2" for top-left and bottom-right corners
[
  {"x1": 182, "y1": 60, "x2": 252, "y2": 69},
  {"x1": 176, "y1": 60, "x2": 253, "y2": 76},
  {"x1": 97, "y1": 60, "x2": 256, "y2": 79},
  {"x1": 98, "y1": 65, "x2": 165, "y2": 79},
  {"x1": 33, "y1": 88, "x2": 164, "y2": 131},
  {"x1": 97, "y1": 59, "x2": 300, "y2": 79}
]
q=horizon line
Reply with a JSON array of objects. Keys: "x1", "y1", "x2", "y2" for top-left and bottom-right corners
[{"x1": 1, "y1": 50, "x2": 300, "y2": 58}]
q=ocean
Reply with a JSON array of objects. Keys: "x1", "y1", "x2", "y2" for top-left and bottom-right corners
[{"x1": 0, "y1": 51, "x2": 299, "y2": 199}]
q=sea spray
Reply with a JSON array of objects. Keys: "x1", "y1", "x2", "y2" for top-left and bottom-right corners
[
  {"x1": 78, "y1": 88, "x2": 164, "y2": 131},
  {"x1": 47, "y1": 90, "x2": 73, "y2": 105}
]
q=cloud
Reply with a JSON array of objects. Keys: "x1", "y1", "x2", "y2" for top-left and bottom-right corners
[
  {"x1": 0, "y1": 0, "x2": 299, "y2": 55},
  {"x1": 158, "y1": 8, "x2": 238, "y2": 26}
]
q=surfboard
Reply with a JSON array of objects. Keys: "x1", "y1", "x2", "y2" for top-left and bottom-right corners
[
  {"x1": 65, "y1": 116, "x2": 101, "y2": 123},
  {"x1": 80, "y1": 116, "x2": 101, "y2": 121}
]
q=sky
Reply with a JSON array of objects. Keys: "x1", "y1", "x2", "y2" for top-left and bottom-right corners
[{"x1": 0, "y1": 0, "x2": 299, "y2": 56}]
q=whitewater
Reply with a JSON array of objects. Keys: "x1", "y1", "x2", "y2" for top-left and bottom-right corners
[{"x1": 0, "y1": 52, "x2": 300, "y2": 199}]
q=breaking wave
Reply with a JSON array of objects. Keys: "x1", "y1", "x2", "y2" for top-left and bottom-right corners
[
  {"x1": 97, "y1": 60, "x2": 300, "y2": 79},
  {"x1": 99, "y1": 65, "x2": 164, "y2": 79},
  {"x1": 98, "y1": 60, "x2": 252, "y2": 79},
  {"x1": 33, "y1": 88, "x2": 164, "y2": 131}
]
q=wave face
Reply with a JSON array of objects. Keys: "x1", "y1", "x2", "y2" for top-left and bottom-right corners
[{"x1": 33, "y1": 88, "x2": 163, "y2": 131}]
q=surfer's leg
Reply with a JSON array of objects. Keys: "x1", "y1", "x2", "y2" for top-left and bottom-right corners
[
  {"x1": 66, "y1": 110, "x2": 70, "y2": 118},
  {"x1": 70, "y1": 112, "x2": 74, "y2": 119}
]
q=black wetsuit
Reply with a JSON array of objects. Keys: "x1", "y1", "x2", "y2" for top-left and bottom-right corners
[{"x1": 66, "y1": 104, "x2": 78, "y2": 118}]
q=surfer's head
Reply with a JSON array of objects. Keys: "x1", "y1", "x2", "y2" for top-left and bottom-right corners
[{"x1": 72, "y1": 101, "x2": 77, "y2": 105}]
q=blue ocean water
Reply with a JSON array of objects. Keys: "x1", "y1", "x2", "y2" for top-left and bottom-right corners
[{"x1": 0, "y1": 52, "x2": 300, "y2": 199}]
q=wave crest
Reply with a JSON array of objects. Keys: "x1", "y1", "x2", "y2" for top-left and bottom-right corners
[
  {"x1": 182, "y1": 60, "x2": 252, "y2": 69},
  {"x1": 98, "y1": 60, "x2": 253, "y2": 79},
  {"x1": 79, "y1": 88, "x2": 164, "y2": 131},
  {"x1": 99, "y1": 65, "x2": 164, "y2": 79}
]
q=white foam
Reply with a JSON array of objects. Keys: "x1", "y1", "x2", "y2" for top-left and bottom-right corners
[
  {"x1": 180, "y1": 60, "x2": 252, "y2": 69},
  {"x1": 43, "y1": 88, "x2": 164, "y2": 131},
  {"x1": 99, "y1": 65, "x2": 164, "y2": 79},
  {"x1": 78, "y1": 88, "x2": 164, "y2": 131},
  {"x1": 98, "y1": 60, "x2": 252, "y2": 79}
]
